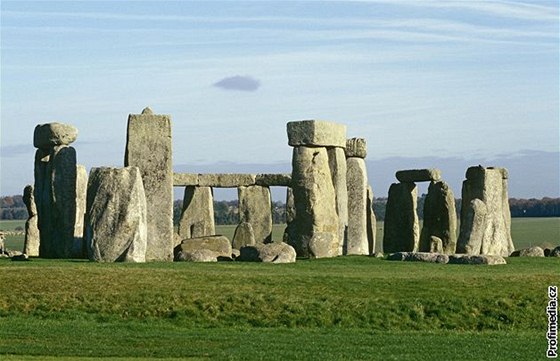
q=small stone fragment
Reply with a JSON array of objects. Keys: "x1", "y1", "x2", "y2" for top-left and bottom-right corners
[{"x1": 345, "y1": 138, "x2": 367, "y2": 158}]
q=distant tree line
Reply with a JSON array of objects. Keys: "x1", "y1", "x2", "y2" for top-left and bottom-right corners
[{"x1": 2, "y1": 194, "x2": 559, "y2": 223}]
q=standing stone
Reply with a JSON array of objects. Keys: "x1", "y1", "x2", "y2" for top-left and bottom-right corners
[
  {"x1": 366, "y1": 185, "x2": 377, "y2": 255},
  {"x1": 419, "y1": 181, "x2": 457, "y2": 254},
  {"x1": 456, "y1": 199, "x2": 487, "y2": 255},
  {"x1": 327, "y1": 147, "x2": 348, "y2": 255},
  {"x1": 73, "y1": 165, "x2": 87, "y2": 258},
  {"x1": 85, "y1": 167, "x2": 147, "y2": 262},
  {"x1": 179, "y1": 186, "x2": 215, "y2": 239},
  {"x1": 345, "y1": 138, "x2": 367, "y2": 158},
  {"x1": 125, "y1": 107, "x2": 173, "y2": 261},
  {"x1": 238, "y1": 185, "x2": 272, "y2": 244},
  {"x1": 232, "y1": 222, "x2": 256, "y2": 250},
  {"x1": 290, "y1": 146, "x2": 339, "y2": 258},
  {"x1": 429, "y1": 236, "x2": 443, "y2": 253},
  {"x1": 346, "y1": 157, "x2": 368, "y2": 255},
  {"x1": 22, "y1": 185, "x2": 40, "y2": 257},
  {"x1": 34, "y1": 148, "x2": 51, "y2": 254},
  {"x1": 457, "y1": 166, "x2": 514, "y2": 256},
  {"x1": 283, "y1": 187, "x2": 297, "y2": 245},
  {"x1": 383, "y1": 182, "x2": 419, "y2": 253}
]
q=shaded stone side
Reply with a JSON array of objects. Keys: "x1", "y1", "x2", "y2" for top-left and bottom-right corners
[
  {"x1": 125, "y1": 107, "x2": 173, "y2": 261},
  {"x1": 23, "y1": 185, "x2": 40, "y2": 257},
  {"x1": 366, "y1": 185, "x2": 377, "y2": 255},
  {"x1": 283, "y1": 187, "x2": 297, "y2": 245},
  {"x1": 346, "y1": 157, "x2": 368, "y2": 255},
  {"x1": 178, "y1": 186, "x2": 215, "y2": 239},
  {"x1": 419, "y1": 181, "x2": 457, "y2": 254},
  {"x1": 85, "y1": 167, "x2": 147, "y2": 263},
  {"x1": 327, "y1": 147, "x2": 348, "y2": 255},
  {"x1": 290, "y1": 146, "x2": 339, "y2": 258},
  {"x1": 238, "y1": 185, "x2": 272, "y2": 244},
  {"x1": 383, "y1": 182, "x2": 419, "y2": 253}
]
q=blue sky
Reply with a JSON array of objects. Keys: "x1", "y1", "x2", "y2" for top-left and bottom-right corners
[{"x1": 1, "y1": 0, "x2": 558, "y2": 198}]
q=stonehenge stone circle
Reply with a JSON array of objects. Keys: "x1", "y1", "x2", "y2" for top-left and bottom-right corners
[
  {"x1": 232, "y1": 222, "x2": 256, "y2": 250},
  {"x1": 327, "y1": 147, "x2": 348, "y2": 255},
  {"x1": 346, "y1": 157, "x2": 368, "y2": 255},
  {"x1": 179, "y1": 186, "x2": 215, "y2": 239},
  {"x1": 85, "y1": 167, "x2": 147, "y2": 263},
  {"x1": 22, "y1": 185, "x2": 40, "y2": 257},
  {"x1": 125, "y1": 107, "x2": 174, "y2": 261},
  {"x1": 396, "y1": 169, "x2": 441, "y2": 183},
  {"x1": 457, "y1": 166, "x2": 514, "y2": 257},
  {"x1": 33, "y1": 122, "x2": 78, "y2": 149},
  {"x1": 383, "y1": 182, "x2": 419, "y2": 253},
  {"x1": 238, "y1": 185, "x2": 273, "y2": 244},
  {"x1": 419, "y1": 181, "x2": 457, "y2": 254},
  {"x1": 287, "y1": 120, "x2": 347, "y2": 148}
]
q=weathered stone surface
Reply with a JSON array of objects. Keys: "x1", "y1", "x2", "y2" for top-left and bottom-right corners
[
  {"x1": 511, "y1": 246, "x2": 545, "y2": 257},
  {"x1": 457, "y1": 166, "x2": 514, "y2": 256},
  {"x1": 419, "y1": 181, "x2": 457, "y2": 254},
  {"x1": 550, "y1": 246, "x2": 560, "y2": 257},
  {"x1": 395, "y1": 169, "x2": 441, "y2": 183},
  {"x1": 366, "y1": 186, "x2": 377, "y2": 255},
  {"x1": 33, "y1": 122, "x2": 78, "y2": 149},
  {"x1": 237, "y1": 243, "x2": 296, "y2": 263},
  {"x1": 346, "y1": 157, "x2": 368, "y2": 255},
  {"x1": 287, "y1": 120, "x2": 347, "y2": 148},
  {"x1": 232, "y1": 222, "x2": 256, "y2": 250},
  {"x1": 456, "y1": 199, "x2": 487, "y2": 255},
  {"x1": 448, "y1": 254, "x2": 507, "y2": 265},
  {"x1": 23, "y1": 185, "x2": 40, "y2": 257},
  {"x1": 387, "y1": 252, "x2": 449, "y2": 264},
  {"x1": 73, "y1": 165, "x2": 87, "y2": 258},
  {"x1": 283, "y1": 187, "x2": 297, "y2": 246},
  {"x1": 174, "y1": 235, "x2": 232, "y2": 259},
  {"x1": 0, "y1": 233, "x2": 5, "y2": 254},
  {"x1": 125, "y1": 107, "x2": 173, "y2": 261},
  {"x1": 173, "y1": 173, "x2": 199, "y2": 186},
  {"x1": 34, "y1": 149, "x2": 50, "y2": 255},
  {"x1": 85, "y1": 167, "x2": 147, "y2": 262},
  {"x1": 383, "y1": 182, "x2": 419, "y2": 253},
  {"x1": 327, "y1": 147, "x2": 348, "y2": 255},
  {"x1": 178, "y1": 186, "x2": 215, "y2": 239},
  {"x1": 175, "y1": 249, "x2": 218, "y2": 262},
  {"x1": 429, "y1": 236, "x2": 443, "y2": 253},
  {"x1": 238, "y1": 185, "x2": 272, "y2": 244},
  {"x1": 345, "y1": 138, "x2": 367, "y2": 158},
  {"x1": 198, "y1": 174, "x2": 256, "y2": 187},
  {"x1": 255, "y1": 173, "x2": 292, "y2": 187},
  {"x1": 290, "y1": 146, "x2": 339, "y2": 258}
]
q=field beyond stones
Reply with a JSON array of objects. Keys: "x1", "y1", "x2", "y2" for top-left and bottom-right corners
[{"x1": 0, "y1": 219, "x2": 558, "y2": 360}]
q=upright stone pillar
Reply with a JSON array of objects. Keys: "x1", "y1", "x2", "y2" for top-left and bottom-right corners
[
  {"x1": 383, "y1": 182, "x2": 419, "y2": 253},
  {"x1": 179, "y1": 186, "x2": 215, "y2": 239},
  {"x1": 327, "y1": 148, "x2": 348, "y2": 255},
  {"x1": 23, "y1": 185, "x2": 40, "y2": 256},
  {"x1": 283, "y1": 187, "x2": 297, "y2": 245},
  {"x1": 419, "y1": 180, "x2": 457, "y2": 254},
  {"x1": 457, "y1": 166, "x2": 514, "y2": 256},
  {"x1": 74, "y1": 165, "x2": 88, "y2": 258},
  {"x1": 345, "y1": 138, "x2": 368, "y2": 255},
  {"x1": 366, "y1": 185, "x2": 377, "y2": 255},
  {"x1": 125, "y1": 107, "x2": 173, "y2": 261},
  {"x1": 287, "y1": 120, "x2": 345, "y2": 258},
  {"x1": 238, "y1": 185, "x2": 273, "y2": 244}
]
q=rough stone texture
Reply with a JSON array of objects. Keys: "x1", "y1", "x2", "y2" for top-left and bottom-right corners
[
  {"x1": 345, "y1": 138, "x2": 367, "y2": 158},
  {"x1": 232, "y1": 222, "x2": 256, "y2": 250},
  {"x1": 287, "y1": 120, "x2": 347, "y2": 148},
  {"x1": 255, "y1": 174, "x2": 292, "y2": 187},
  {"x1": 85, "y1": 167, "x2": 147, "y2": 263},
  {"x1": 175, "y1": 249, "x2": 218, "y2": 262},
  {"x1": 174, "y1": 235, "x2": 232, "y2": 260},
  {"x1": 387, "y1": 252, "x2": 449, "y2": 264},
  {"x1": 457, "y1": 166, "x2": 514, "y2": 257},
  {"x1": 238, "y1": 185, "x2": 272, "y2": 244},
  {"x1": 73, "y1": 165, "x2": 87, "y2": 258},
  {"x1": 456, "y1": 199, "x2": 487, "y2": 255},
  {"x1": 290, "y1": 146, "x2": 339, "y2": 258},
  {"x1": 346, "y1": 157, "x2": 368, "y2": 255},
  {"x1": 125, "y1": 107, "x2": 173, "y2": 261},
  {"x1": 23, "y1": 185, "x2": 40, "y2": 257},
  {"x1": 232, "y1": 249, "x2": 240, "y2": 259},
  {"x1": 366, "y1": 186, "x2": 377, "y2": 255},
  {"x1": 448, "y1": 254, "x2": 507, "y2": 265},
  {"x1": 383, "y1": 182, "x2": 419, "y2": 253},
  {"x1": 395, "y1": 169, "x2": 442, "y2": 183},
  {"x1": 283, "y1": 187, "x2": 297, "y2": 245},
  {"x1": 419, "y1": 181, "x2": 457, "y2": 254},
  {"x1": 237, "y1": 243, "x2": 296, "y2": 263},
  {"x1": 173, "y1": 173, "x2": 199, "y2": 186},
  {"x1": 511, "y1": 246, "x2": 545, "y2": 257},
  {"x1": 33, "y1": 122, "x2": 78, "y2": 149},
  {"x1": 429, "y1": 236, "x2": 443, "y2": 253},
  {"x1": 550, "y1": 246, "x2": 560, "y2": 257},
  {"x1": 327, "y1": 147, "x2": 348, "y2": 256},
  {"x1": 178, "y1": 186, "x2": 215, "y2": 239},
  {"x1": 198, "y1": 174, "x2": 256, "y2": 187}
]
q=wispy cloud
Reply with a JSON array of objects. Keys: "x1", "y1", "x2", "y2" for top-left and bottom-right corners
[{"x1": 213, "y1": 76, "x2": 261, "y2": 92}]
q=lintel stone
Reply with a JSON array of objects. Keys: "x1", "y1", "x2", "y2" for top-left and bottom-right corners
[
  {"x1": 198, "y1": 174, "x2": 256, "y2": 187},
  {"x1": 396, "y1": 169, "x2": 441, "y2": 183},
  {"x1": 287, "y1": 120, "x2": 347, "y2": 148},
  {"x1": 255, "y1": 174, "x2": 292, "y2": 186},
  {"x1": 173, "y1": 173, "x2": 199, "y2": 186}
]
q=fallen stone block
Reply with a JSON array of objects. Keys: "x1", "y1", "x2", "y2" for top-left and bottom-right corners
[
  {"x1": 387, "y1": 252, "x2": 449, "y2": 264},
  {"x1": 237, "y1": 243, "x2": 296, "y2": 263},
  {"x1": 510, "y1": 246, "x2": 545, "y2": 257},
  {"x1": 448, "y1": 254, "x2": 507, "y2": 265},
  {"x1": 174, "y1": 235, "x2": 232, "y2": 260},
  {"x1": 175, "y1": 249, "x2": 218, "y2": 262}
]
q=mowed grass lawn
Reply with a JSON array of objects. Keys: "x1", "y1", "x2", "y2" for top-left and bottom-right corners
[{"x1": 0, "y1": 218, "x2": 558, "y2": 360}]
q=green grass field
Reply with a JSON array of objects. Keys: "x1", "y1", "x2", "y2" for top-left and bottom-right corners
[{"x1": 0, "y1": 218, "x2": 558, "y2": 360}]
